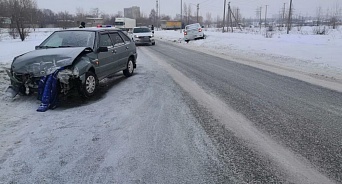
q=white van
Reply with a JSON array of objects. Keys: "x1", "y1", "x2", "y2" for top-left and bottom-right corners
[{"x1": 184, "y1": 23, "x2": 205, "y2": 43}]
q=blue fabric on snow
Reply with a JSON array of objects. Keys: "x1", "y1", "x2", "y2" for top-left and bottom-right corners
[
  {"x1": 37, "y1": 68, "x2": 63, "y2": 112},
  {"x1": 37, "y1": 76, "x2": 48, "y2": 101}
]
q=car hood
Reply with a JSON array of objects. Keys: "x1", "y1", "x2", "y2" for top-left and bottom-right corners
[
  {"x1": 12, "y1": 47, "x2": 88, "y2": 77},
  {"x1": 133, "y1": 32, "x2": 153, "y2": 37}
]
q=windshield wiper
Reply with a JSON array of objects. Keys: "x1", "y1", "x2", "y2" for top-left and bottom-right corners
[
  {"x1": 58, "y1": 45, "x2": 74, "y2": 48},
  {"x1": 37, "y1": 46, "x2": 58, "y2": 49}
]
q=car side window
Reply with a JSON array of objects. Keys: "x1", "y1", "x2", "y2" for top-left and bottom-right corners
[
  {"x1": 109, "y1": 32, "x2": 124, "y2": 46},
  {"x1": 118, "y1": 32, "x2": 131, "y2": 43},
  {"x1": 99, "y1": 34, "x2": 113, "y2": 48}
]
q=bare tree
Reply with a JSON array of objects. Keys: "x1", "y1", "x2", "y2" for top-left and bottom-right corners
[
  {"x1": 330, "y1": 1, "x2": 341, "y2": 29},
  {"x1": 183, "y1": 3, "x2": 188, "y2": 24},
  {"x1": 75, "y1": 7, "x2": 86, "y2": 25},
  {"x1": 36, "y1": 9, "x2": 57, "y2": 28},
  {"x1": 188, "y1": 5, "x2": 192, "y2": 24},
  {"x1": 91, "y1": 8, "x2": 100, "y2": 18},
  {"x1": 149, "y1": 9, "x2": 157, "y2": 26},
  {"x1": 101, "y1": 13, "x2": 115, "y2": 25},
  {"x1": 0, "y1": 0, "x2": 5, "y2": 29},
  {"x1": 216, "y1": 15, "x2": 222, "y2": 28},
  {"x1": 115, "y1": 11, "x2": 123, "y2": 18},
  {"x1": 56, "y1": 11, "x2": 74, "y2": 29},
  {"x1": 7, "y1": 0, "x2": 38, "y2": 41},
  {"x1": 205, "y1": 12, "x2": 212, "y2": 27},
  {"x1": 316, "y1": 6, "x2": 323, "y2": 26}
]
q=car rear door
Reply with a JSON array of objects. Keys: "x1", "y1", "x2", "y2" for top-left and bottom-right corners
[
  {"x1": 97, "y1": 32, "x2": 115, "y2": 78},
  {"x1": 118, "y1": 32, "x2": 134, "y2": 69},
  {"x1": 109, "y1": 32, "x2": 128, "y2": 72}
]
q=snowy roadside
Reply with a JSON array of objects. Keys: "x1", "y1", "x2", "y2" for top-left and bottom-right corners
[{"x1": 154, "y1": 27, "x2": 342, "y2": 90}]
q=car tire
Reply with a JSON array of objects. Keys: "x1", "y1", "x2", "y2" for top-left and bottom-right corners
[
  {"x1": 152, "y1": 42, "x2": 156, "y2": 45},
  {"x1": 80, "y1": 71, "x2": 98, "y2": 98},
  {"x1": 185, "y1": 40, "x2": 189, "y2": 43},
  {"x1": 123, "y1": 58, "x2": 134, "y2": 77}
]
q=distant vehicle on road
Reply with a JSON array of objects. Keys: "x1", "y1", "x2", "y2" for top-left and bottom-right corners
[
  {"x1": 161, "y1": 20, "x2": 182, "y2": 30},
  {"x1": 115, "y1": 18, "x2": 136, "y2": 32},
  {"x1": 6, "y1": 28, "x2": 137, "y2": 99},
  {"x1": 132, "y1": 27, "x2": 156, "y2": 46},
  {"x1": 184, "y1": 23, "x2": 205, "y2": 43}
]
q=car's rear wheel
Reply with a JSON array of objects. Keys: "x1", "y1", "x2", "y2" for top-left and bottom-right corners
[
  {"x1": 80, "y1": 71, "x2": 98, "y2": 98},
  {"x1": 123, "y1": 58, "x2": 134, "y2": 77},
  {"x1": 152, "y1": 42, "x2": 156, "y2": 45}
]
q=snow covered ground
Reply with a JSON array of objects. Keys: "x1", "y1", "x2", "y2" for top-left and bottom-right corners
[
  {"x1": 1, "y1": 26, "x2": 342, "y2": 98},
  {"x1": 155, "y1": 26, "x2": 342, "y2": 83}
]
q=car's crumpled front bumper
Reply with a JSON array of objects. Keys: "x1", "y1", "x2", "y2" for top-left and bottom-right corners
[{"x1": 6, "y1": 66, "x2": 80, "y2": 97}]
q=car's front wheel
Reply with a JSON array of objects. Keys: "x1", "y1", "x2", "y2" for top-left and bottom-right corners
[
  {"x1": 123, "y1": 58, "x2": 134, "y2": 77},
  {"x1": 80, "y1": 71, "x2": 98, "y2": 98}
]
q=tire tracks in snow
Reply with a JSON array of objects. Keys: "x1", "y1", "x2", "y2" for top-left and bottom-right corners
[{"x1": 140, "y1": 47, "x2": 335, "y2": 184}]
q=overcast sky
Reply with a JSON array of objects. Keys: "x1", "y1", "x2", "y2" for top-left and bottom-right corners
[{"x1": 35, "y1": 0, "x2": 338, "y2": 19}]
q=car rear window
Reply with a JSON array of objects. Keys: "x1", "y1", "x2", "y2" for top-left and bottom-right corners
[
  {"x1": 185, "y1": 24, "x2": 200, "y2": 30},
  {"x1": 133, "y1": 28, "x2": 151, "y2": 33}
]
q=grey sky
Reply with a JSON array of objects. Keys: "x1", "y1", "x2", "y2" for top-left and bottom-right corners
[{"x1": 36, "y1": 0, "x2": 338, "y2": 19}]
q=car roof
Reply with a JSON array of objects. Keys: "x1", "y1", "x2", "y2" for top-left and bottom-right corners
[
  {"x1": 133, "y1": 26, "x2": 149, "y2": 29},
  {"x1": 56, "y1": 27, "x2": 122, "y2": 32}
]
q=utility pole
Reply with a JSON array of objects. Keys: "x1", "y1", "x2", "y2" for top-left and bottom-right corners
[
  {"x1": 259, "y1": 7, "x2": 262, "y2": 31},
  {"x1": 197, "y1": 3, "x2": 199, "y2": 23},
  {"x1": 265, "y1": 5, "x2": 268, "y2": 28},
  {"x1": 180, "y1": 0, "x2": 183, "y2": 32},
  {"x1": 283, "y1": 3, "x2": 286, "y2": 27},
  {"x1": 229, "y1": 5, "x2": 242, "y2": 31},
  {"x1": 222, "y1": 0, "x2": 226, "y2": 32},
  {"x1": 156, "y1": 0, "x2": 158, "y2": 29},
  {"x1": 228, "y1": 2, "x2": 233, "y2": 32},
  {"x1": 287, "y1": 0, "x2": 292, "y2": 34},
  {"x1": 236, "y1": 8, "x2": 239, "y2": 27}
]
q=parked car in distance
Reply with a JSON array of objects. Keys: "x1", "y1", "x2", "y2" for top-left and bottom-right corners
[
  {"x1": 6, "y1": 27, "x2": 137, "y2": 98},
  {"x1": 184, "y1": 23, "x2": 205, "y2": 43},
  {"x1": 131, "y1": 27, "x2": 155, "y2": 46}
]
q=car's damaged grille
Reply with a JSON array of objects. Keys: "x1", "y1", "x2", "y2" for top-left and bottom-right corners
[{"x1": 13, "y1": 72, "x2": 40, "y2": 88}]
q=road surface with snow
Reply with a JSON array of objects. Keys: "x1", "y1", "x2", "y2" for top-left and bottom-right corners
[{"x1": 0, "y1": 39, "x2": 341, "y2": 183}]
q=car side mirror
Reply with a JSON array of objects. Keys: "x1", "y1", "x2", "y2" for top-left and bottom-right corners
[
  {"x1": 97, "y1": 46, "x2": 108, "y2": 52},
  {"x1": 202, "y1": 26, "x2": 204, "y2": 28},
  {"x1": 152, "y1": 31, "x2": 154, "y2": 34},
  {"x1": 35, "y1": 46, "x2": 40, "y2": 50}
]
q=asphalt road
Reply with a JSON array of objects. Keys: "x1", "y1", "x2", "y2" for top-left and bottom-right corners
[
  {"x1": 0, "y1": 40, "x2": 341, "y2": 184},
  {"x1": 142, "y1": 41, "x2": 342, "y2": 183}
]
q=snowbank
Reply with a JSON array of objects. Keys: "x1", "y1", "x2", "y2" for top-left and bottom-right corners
[{"x1": 155, "y1": 26, "x2": 342, "y2": 82}]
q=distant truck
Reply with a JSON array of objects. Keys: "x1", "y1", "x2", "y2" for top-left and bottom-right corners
[
  {"x1": 115, "y1": 18, "x2": 136, "y2": 31},
  {"x1": 161, "y1": 21, "x2": 182, "y2": 30}
]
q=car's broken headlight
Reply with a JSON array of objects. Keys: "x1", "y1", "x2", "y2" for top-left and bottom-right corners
[{"x1": 57, "y1": 67, "x2": 79, "y2": 84}]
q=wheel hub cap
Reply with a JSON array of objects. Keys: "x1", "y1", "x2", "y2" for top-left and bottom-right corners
[
  {"x1": 86, "y1": 76, "x2": 96, "y2": 93},
  {"x1": 128, "y1": 61, "x2": 133, "y2": 73}
]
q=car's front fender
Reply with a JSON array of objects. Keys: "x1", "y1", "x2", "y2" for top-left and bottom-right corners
[{"x1": 73, "y1": 57, "x2": 95, "y2": 84}]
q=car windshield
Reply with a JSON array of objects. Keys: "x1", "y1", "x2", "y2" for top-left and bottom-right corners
[
  {"x1": 40, "y1": 31, "x2": 96, "y2": 48},
  {"x1": 133, "y1": 28, "x2": 151, "y2": 33},
  {"x1": 115, "y1": 22, "x2": 124, "y2": 26}
]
